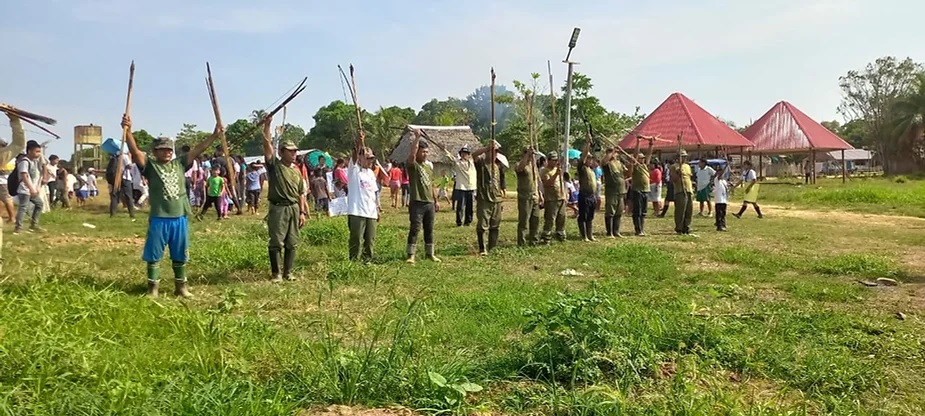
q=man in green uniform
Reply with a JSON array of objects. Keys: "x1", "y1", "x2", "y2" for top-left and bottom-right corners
[
  {"x1": 599, "y1": 147, "x2": 625, "y2": 238},
  {"x1": 261, "y1": 116, "x2": 309, "y2": 282},
  {"x1": 405, "y1": 128, "x2": 441, "y2": 263},
  {"x1": 540, "y1": 152, "x2": 566, "y2": 242},
  {"x1": 472, "y1": 141, "x2": 503, "y2": 255},
  {"x1": 575, "y1": 137, "x2": 598, "y2": 242},
  {"x1": 122, "y1": 115, "x2": 221, "y2": 298},
  {"x1": 671, "y1": 149, "x2": 695, "y2": 235},
  {"x1": 514, "y1": 147, "x2": 543, "y2": 246},
  {"x1": 628, "y1": 138, "x2": 656, "y2": 236}
]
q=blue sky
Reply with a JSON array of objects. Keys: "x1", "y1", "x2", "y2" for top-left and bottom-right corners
[{"x1": 1, "y1": 0, "x2": 922, "y2": 158}]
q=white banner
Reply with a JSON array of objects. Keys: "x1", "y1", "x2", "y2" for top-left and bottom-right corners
[{"x1": 328, "y1": 196, "x2": 348, "y2": 217}]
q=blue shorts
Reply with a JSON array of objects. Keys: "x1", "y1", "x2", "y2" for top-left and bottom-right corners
[
  {"x1": 142, "y1": 216, "x2": 189, "y2": 263},
  {"x1": 76, "y1": 190, "x2": 89, "y2": 200}
]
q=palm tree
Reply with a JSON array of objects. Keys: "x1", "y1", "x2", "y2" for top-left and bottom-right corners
[
  {"x1": 892, "y1": 73, "x2": 925, "y2": 163},
  {"x1": 249, "y1": 109, "x2": 269, "y2": 125}
]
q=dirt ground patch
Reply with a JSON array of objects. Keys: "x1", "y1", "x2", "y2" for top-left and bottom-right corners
[
  {"x1": 299, "y1": 405, "x2": 415, "y2": 416},
  {"x1": 763, "y1": 205, "x2": 925, "y2": 228}
]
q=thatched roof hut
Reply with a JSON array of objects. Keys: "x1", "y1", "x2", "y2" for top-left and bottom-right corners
[{"x1": 388, "y1": 125, "x2": 482, "y2": 175}]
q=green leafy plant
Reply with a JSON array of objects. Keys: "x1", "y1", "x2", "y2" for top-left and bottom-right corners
[{"x1": 427, "y1": 371, "x2": 483, "y2": 410}]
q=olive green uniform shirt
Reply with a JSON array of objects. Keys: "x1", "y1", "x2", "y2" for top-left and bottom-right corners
[
  {"x1": 407, "y1": 161, "x2": 434, "y2": 203},
  {"x1": 475, "y1": 157, "x2": 503, "y2": 203},
  {"x1": 266, "y1": 156, "x2": 305, "y2": 204}
]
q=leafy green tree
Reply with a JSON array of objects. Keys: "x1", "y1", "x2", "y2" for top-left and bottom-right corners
[
  {"x1": 224, "y1": 119, "x2": 260, "y2": 155},
  {"x1": 464, "y1": 85, "x2": 513, "y2": 139},
  {"x1": 174, "y1": 124, "x2": 211, "y2": 151},
  {"x1": 840, "y1": 119, "x2": 869, "y2": 148},
  {"x1": 820, "y1": 120, "x2": 841, "y2": 134},
  {"x1": 365, "y1": 105, "x2": 416, "y2": 158},
  {"x1": 277, "y1": 124, "x2": 306, "y2": 150},
  {"x1": 303, "y1": 101, "x2": 360, "y2": 154},
  {"x1": 495, "y1": 73, "x2": 548, "y2": 156},
  {"x1": 412, "y1": 98, "x2": 473, "y2": 127},
  {"x1": 838, "y1": 56, "x2": 922, "y2": 173},
  {"x1": 543, "y1": 73, "x2": 644, "y2": 150},
  {"x1": 891, "y1": 72, "x2": 925, "y2": 166},
  {"x1": 132, "y1": 129, "x2": 156, "y2": 150}
]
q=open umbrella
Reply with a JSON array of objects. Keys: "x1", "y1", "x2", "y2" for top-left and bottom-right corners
[
  {"x1": 566, "y1": 148, "x2": 581, "y2": 160},
  {"x1": 306, "y1": 149, "x2": 333, "y2": 168},
  {"x1": 495, "y1": 153, "x2": 509, "y2": 168}
]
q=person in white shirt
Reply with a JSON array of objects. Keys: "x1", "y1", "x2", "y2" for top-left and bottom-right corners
[
  {"x1": 695, "y1": 159, "x2": 715, "y2": 217},
  {"x1": 733, "y1": 160, "x2": 763, "y2": 219},
  {"x1": 712, "y1": 164, "x2": 729, "y2": 231},
  {"x1": 449, "y1": 145, "x2": 477, "y2": 227},
  {"x1": 87, "y1": 168, "x2": 99, "y2": 198},
  {"x1": 109, "y1": 152, "x2": 136, "y2": 219},
  {"x1": 346, "y1": 132, "x2": 390, "y2": 263},
  {"x1": 44, "y1": 155, "x2": 59, "y2": 208},
  {"x1": 75, "y1": 169, "x2": 90, "y2": 207}
]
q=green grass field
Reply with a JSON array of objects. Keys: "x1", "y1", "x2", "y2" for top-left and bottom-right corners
[{"x1": 2, "y1": 177, "x2": 924, "y2": 415}]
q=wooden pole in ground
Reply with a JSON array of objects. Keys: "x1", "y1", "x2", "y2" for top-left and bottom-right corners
[
  {"x1": 205, "y1": 63, "x2": 237, "y2": 200},
  {"x1": 113, "y1": 61, "x2": 135, "y2": 193},
  {"x1": 841, "y1": 149, "x2": 847, "y2": 183},
  {"x1": 810, "y1": 149, "x2": 816, "y2": 184}
]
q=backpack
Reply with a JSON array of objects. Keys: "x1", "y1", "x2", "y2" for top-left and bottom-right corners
[
  {"x1": 106, "y1": 156, "x2": 118, "y2": 185},
  {"x1": 6, "y1": 155, "x2": 27, "y2": 197}
]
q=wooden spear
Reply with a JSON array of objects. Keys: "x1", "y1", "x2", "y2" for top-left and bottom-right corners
[
  {"x1": 205, "y1": 62, "x2": 237, "y2": 200},
  {"x1": 0, "y1": 104, "x2": 57, "y2": 126},
  {"x1": 113, "y1": 61, "x2": 135, "y2": 193},
  {"x1": 348, "y1": 65, "x2": 363, "y2": 135},
  {"x1": 526, "y1": 92, "x2": 543, "y2": 204},
  {"x1": 490, "y1": 68, "x2": 497, "y2": 174}
]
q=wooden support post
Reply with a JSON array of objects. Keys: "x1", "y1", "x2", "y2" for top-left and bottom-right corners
[
  {"x1": 758, "y1": 153, "x2": 763, "y2": 178},
  {"x1": 841, "y1": 149, "x2": 847, "y2": 183},
  {"x1": 810, "y1": 150, "x2": 816, "y2": 184}
]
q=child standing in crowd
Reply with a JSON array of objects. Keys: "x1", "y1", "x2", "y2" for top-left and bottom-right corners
[
  {"x1": 388, "y1": 162, "x2": 402, "y2": 208},
  {"x1": 311, "y1": 168, "x2": 331, "y2": 218},
  {"x1": 198, "y1": 166, "x2": 224, "y2": 220},
  {"x1": 75, "y1": 168, "x2": 89, "y2": 207},
  {"x1": 245, "y1": 163, "x2": 265, "y2": 215},
  {"x1": 55, "y1": 167, "x2": 69, "y2": 208},
  {"x1": 400, "y1": 166, "x2": 410, "y2": 207},
  {"x1": 87, "y1": 168, "x2": 98, "y2": 198},
  {"x1": 219, "y1": 174, "x2": 232, "y2": 219},
  {"x1": 437, "y1": 174, "x2": 452, "y2": 206},
  {"x1": 564, "y1": 172, "x2": 578, "y2": 218},
  {"x1": 713, "y1": 164, "x2": 729, "y2": 232}
]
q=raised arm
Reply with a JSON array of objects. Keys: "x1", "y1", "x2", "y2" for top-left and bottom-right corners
[
  {"x1": 643, "y1": 139, "x2": 656, "y2": 166},
  {"x1": 188, "y1": 123, "x2": 222, "y2": 166},
  {"x1": 121, "y1": 115, "x2": 146, "y2": 168},
  {"x1": 581, "y1": 131, "x2": 592, "y2": 164},
  {"x1": 262, "y1": 116, "x2": 274, "y2": 161},
  {"x1": 4, "y1": 112, "x2": 26, "y2": 156},
  {"x1": 353, "y1": 130, "x2": 366, "y2": 162},
  {"x1": 407, "y1": 129, "x2": 421, "y2": 164},
  {"x1": 515, "y1": 147, "x2": 533, "y2": 172}
]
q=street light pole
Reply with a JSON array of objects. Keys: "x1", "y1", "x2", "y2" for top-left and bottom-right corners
[{"x1": 562, "y1": 28, "x2": 581, "y2": 187}]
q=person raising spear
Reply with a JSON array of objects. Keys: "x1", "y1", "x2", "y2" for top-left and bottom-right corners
[
  {"x1": 627, "y1": 136, "x2": 657, "y2": 236},
  {"x1": 599, "y1": 145, "x2": 627, "y2": 238},
  {"x1": 121, "y1": 115, "x2": 222, "y2": 298}
]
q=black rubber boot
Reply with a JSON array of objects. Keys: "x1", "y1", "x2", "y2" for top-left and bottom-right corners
[
  {"x1": 605, "y1": 216, "x2": 613, "y2": 237},
  {"x1": 283, "y1": 248, "x2": 296, "y2": 281},
  {"x1": 269, "y1": 249, "x2": 282, "y2": 282},
  {"x1": 488, "y1": 229, "x2": 500, "y2": 251},
  {"x1": 638, "y1": 216, "x2": 646, "y2": 236},
  {"x1": 477, "y1": 231, "x2": 487, "y2": 255},
  {"x1": 585, "y1": 222, "x2": 595, "y2": 241},
  {"x1": 755, "y1": 205, "x2": 764, "y2": 218},
  {"x1": 577, "y1": 221, "x2": 586, "y2": 241},
  {"x1": 613, "y1": 216, "x2": 623, "y2": 237}
]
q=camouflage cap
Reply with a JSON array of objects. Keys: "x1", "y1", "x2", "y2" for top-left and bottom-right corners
[
  {"x1": 153, "y1": 137, "x2": 174, "y2": 150},
  {"x1": 547, "y1": 151, "x2": 559, "y2": 160},
  {"x1": 279, "y1": 140, "x2": 299, "y2": 151}
]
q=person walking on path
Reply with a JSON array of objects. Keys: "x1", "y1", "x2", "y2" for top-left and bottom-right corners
[
  {"x1": 733, "y1": 160, "x2": 763, "y2": 219},
  {"x1": 404, "y1": 129, "x2": 441, "y2": 263},
  {"x1": 695, "y1": 158, "x2": 715, "y2": 217},
  {"x1": 575, "y1": 137, "x2": 598, "y2": 242},
  {"x1": 261, "y1": 117, "x2": 309, "y2": 282},
  {"x1": 451, "y1": 145, "x2": 477, "y2": 227},
  {"x1": 514, "y1": 147, "x2": 543, "y2": 247},
  {"x1": 346, "y1": 131, "x2": 390, "y2": 262},
  {"x1": 122, "y1": 115, "x2": 221, "y2": 298},
  {"x1": 670, "y1": 150, "x2": 695, "y2": 235},
  {"x1": 599, "y1": 147, "x2": 626, "y2": 238},
  {"x1": 628, "y1": 138, "x2": 656, "y2": 236},
  {"x1": 540, "y1": 152, "x2": 567, "y2": 242},
  {"x1": 14, "y1": 140, "x2": 44, "y2": 234},
  {"x1": 472, "y1": 141, "x2": 503, "y2": 255}
]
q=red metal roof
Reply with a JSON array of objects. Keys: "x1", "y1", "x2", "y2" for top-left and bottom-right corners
[
  {"x1": 618, "y1": 92, "x2": 754, "y2": 150},
  {"x1": 742, "y1": 101, "x2": 853, "y2": 152}
]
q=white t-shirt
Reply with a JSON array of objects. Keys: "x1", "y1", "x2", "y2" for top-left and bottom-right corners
[
  {"x1": 45, "y1": 164, "x2": 58, "y2": 184},
  {"x1": 346, "y1": 159, "x2": 379, "y2": 219},
  {"x1": 713, "y1": 177, "x2": 728, "y2": 204},
  {"x1": 742, "y1": 169, "x2": 757, "y2": 183},
  {"x1": 66, "y1": 174, "x2": 77, "y2": 193},
  {"x1": 696, "y1": 166, "x2": 715, "y2": 191},
  {"x1": 17, "y1": 158, "x2": 39, "y2": 195},
  {"x1": 121, "y1": 154, "x2": 134, "y2": 182},
  {"x1": 88, "y1": 174, "x2": 98, "y2": 191},
  {"x1": 77, "y1": 174, "x2": 89, "y2": 191},
  {"x1": 325, "y1": 171, "x2": 335, "y2": 193}
]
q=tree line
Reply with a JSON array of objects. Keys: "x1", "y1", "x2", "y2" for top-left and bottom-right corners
[{"x1": 112, "y1": 72, "x2": 644, "y2": 163}]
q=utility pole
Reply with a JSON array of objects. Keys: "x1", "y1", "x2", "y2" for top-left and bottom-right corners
[{"x1": 562, "y1": 28, "x2": 581, "y2": 185}]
